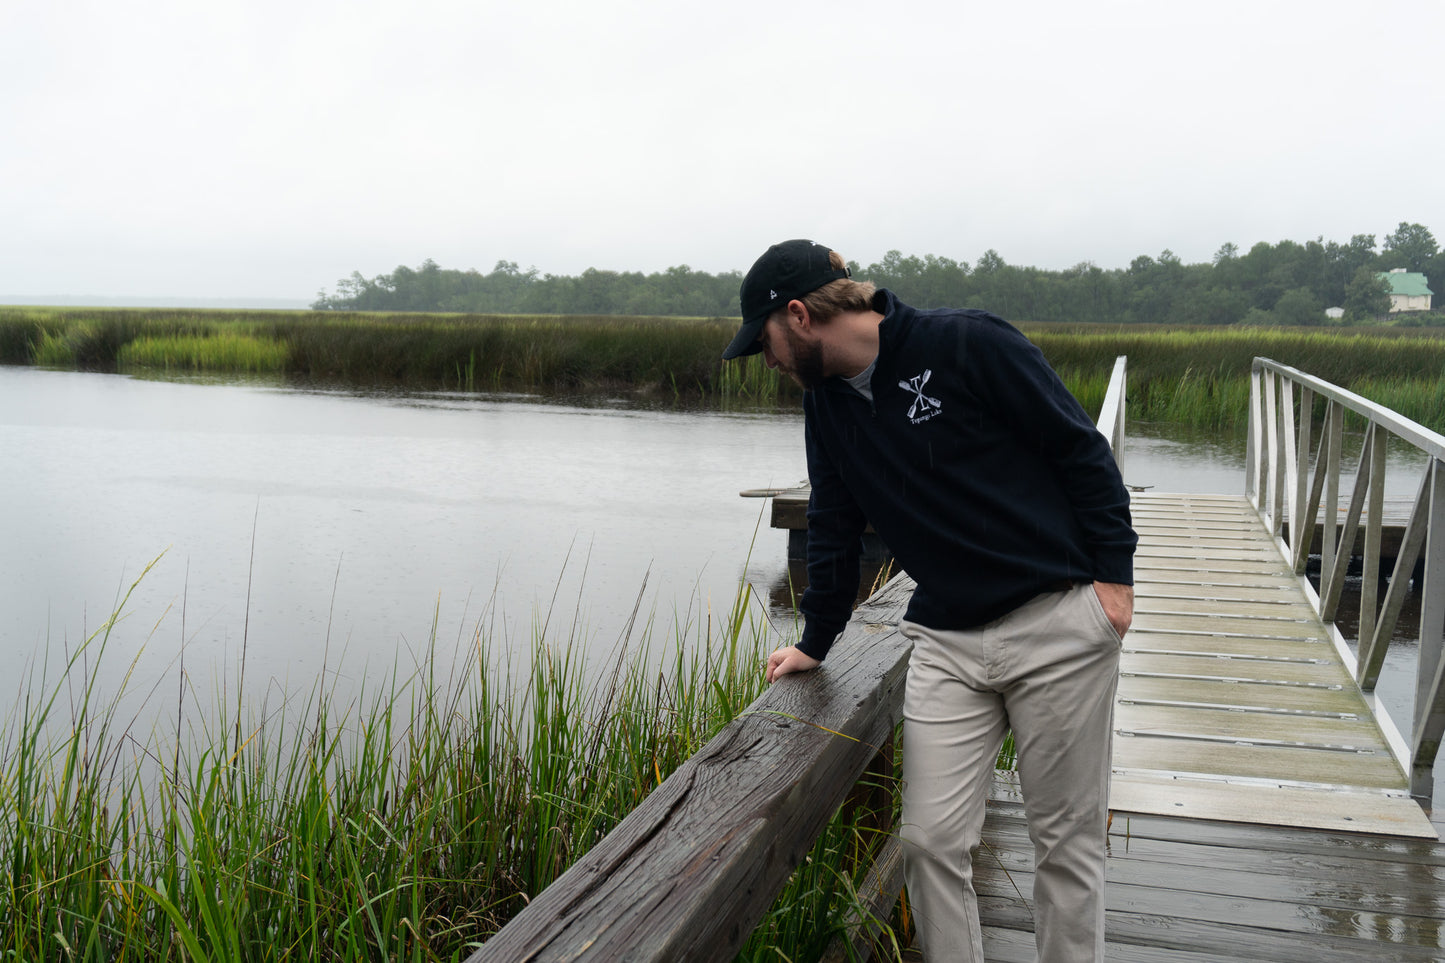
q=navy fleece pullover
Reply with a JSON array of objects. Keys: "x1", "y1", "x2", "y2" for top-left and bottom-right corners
[{"x1": 797, "y1": 290, "x2": 1137, "y2": 661}]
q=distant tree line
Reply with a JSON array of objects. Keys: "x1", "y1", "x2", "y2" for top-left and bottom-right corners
[
  {"x1": 312, "y1": 222, "x2": 1444, "y2": 326},
  {"x1": 313, "y1": 261, "x2": 743, "y2": 317}
]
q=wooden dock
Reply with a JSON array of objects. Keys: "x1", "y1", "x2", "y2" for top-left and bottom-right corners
[{"x1": 953, "y1": 489, "x2": 1445, "y2": 962}]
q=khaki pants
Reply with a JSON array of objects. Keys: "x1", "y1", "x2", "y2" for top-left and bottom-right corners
[{"x1": 899, "y1": 583, "x2": 1121, "y2": 963}]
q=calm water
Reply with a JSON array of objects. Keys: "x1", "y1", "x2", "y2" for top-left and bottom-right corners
[
  {"x1": 1, "y1": 366, "x2": 1438, "y2": 802},
  {"x1": 0, "y1": 367, "x2": 808, "y2": 720}
]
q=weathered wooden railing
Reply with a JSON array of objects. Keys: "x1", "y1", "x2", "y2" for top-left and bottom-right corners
[
  {"x1": 467, "y1": 355, "x2": 1132, "y2": 961},
  {"x1": 466, "y1": 578, "x2": 915, "y2": 963},
  {"x1": 1246, "y1": 357, "x2": 1445, "y2": 803}
]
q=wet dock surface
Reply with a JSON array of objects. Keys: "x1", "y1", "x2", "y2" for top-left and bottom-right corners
[{"x1": 955, "y1": 775, "x2": 1445, "y2": 962}]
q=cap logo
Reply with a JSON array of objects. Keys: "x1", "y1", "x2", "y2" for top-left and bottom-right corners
[{"x1": 769, "y1": 289, "x2": 777, "y2": 299}]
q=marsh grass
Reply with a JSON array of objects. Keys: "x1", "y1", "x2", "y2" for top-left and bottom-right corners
[
  {"x1": 30, "y1": 322, "x2": 102, "y2": 367},
  {"x1": 8, "y1": 306, "x2": 1445, "y2": 428},
  {"x1": 1, "y1": 560, "x2": 911, "y2": 962},
  {"x1": 118, "y1": 333, "x2": 289, "y2": 373},
  {"x1": 1348, "y1": 375, "x2": 1445, "y2": 432},
  {"x1": 717, "y1": 353, "x2": 783, "y2": 406},
  {"x1": 0, "y1": 308, "x2": 756, "y2": 404},
  {"x1": 1033, "y1": 325, "x2": 1445, "y2": 431}
]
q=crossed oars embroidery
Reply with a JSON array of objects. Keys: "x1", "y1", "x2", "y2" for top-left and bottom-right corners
[{"x1": 898, "y1": 369, "x2": 942, "y2": 419}]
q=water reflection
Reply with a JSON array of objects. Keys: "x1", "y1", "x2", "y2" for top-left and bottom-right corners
[
  {"x1": 1301, "y1": 840, "x2": 1445, "y2": 945},
  {"x1": 0, "y1": 366, "x2": 808, "y2": 728}
]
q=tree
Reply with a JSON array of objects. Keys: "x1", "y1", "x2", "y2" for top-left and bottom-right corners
[
  {"x1": 305, "y1": 225, "x2": 1436, "y2": 321},
  {"x1": 1343, "y1": 267, "x2": 1391, "y2": 322},
  {"x1": 1346, "y1": 233, "x2": 1378, "y2": 264},
  {"x1": 975, "y1": 249, "x2": 1006, "y2": 274},
  {"x1": 1179, "y1": 286, "x2": 1249, "y2": 325},
  {"x1": 1425, "y1": 250, "x2": 1445, "y2": 309},
  {"x1": 1273, "y1": 287, "x2": 1325, "y2": 326},
  {"x1": 1321, "y1": 234, "x2": 1378, "y2": 307},
  {"x1": 1383, "y1": 222, "x2": 1438, "y2": 273}
]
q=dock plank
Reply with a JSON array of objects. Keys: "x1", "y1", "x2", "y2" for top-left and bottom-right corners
[
  {"x1": 1115, "y1": 702, "x2": 1389, "y2": 746},
  {"x1": 1122, "y1": 648, "x2": 1346, "y2": 677},
  {"x1": 1121, "y1": 633, "x2": 1336, "y2": 659},
  {"x1": 1134, "y1": 556, "x2": 1294, "y2": 575},
  {"x1": 1115, "y1": 739, "x2": 1407, "y2": 788}
]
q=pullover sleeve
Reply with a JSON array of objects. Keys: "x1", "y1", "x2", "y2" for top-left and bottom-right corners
[
  {"x1": 797, "y1": 404, "x2": 868, "y2": 661},
  {"x1": 965, "y1": 318, "x2": 1136, "y2": 584}
]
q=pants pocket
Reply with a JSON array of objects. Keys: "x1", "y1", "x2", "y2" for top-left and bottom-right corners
[{"x1": 1084, "y1": 583, "x2": 1125, "y2": 644}]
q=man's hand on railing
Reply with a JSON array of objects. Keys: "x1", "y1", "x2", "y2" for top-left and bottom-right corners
[{"x1": 766, "y1": 645, "x2": 822, "y2": 683}]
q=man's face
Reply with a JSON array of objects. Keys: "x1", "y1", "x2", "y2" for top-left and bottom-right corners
[{"x1": 757, "y1": 313, "x2": 825, "y2": 390}]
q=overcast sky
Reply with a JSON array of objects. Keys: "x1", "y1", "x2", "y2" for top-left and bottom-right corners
[{"x1": 4, "y1": 0, "x2": 1441, "y2": 303}]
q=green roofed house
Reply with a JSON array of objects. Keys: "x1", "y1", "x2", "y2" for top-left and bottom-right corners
[{"x1": 1379, "y1": 268, "x2": 1434, "y2": 313}]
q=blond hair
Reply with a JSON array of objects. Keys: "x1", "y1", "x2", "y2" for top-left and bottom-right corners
[{"x1": 797, "y1": 250, "x2": 877, "y2": 323}]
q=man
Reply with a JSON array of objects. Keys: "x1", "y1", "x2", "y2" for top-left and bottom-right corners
[{"x1": 722, "y1": 240, "x2": 1136, "y2": 963}]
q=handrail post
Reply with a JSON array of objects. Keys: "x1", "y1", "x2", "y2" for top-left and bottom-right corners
[
  {"x1": 1262, "y1": 369, "x2": 1279, "y2": 530},
  {"x1": 1288, "y1": 385, "x2": 1312, "y2": 569},
  {"x1": 1414, "y1": 459, "x2": 1445, "y2": 802},
  {"x1": 1359, "y1": 429, "x2": 1387, "y2": 650},
  {"x1": 1096, "y1": 355, "x2": 1127, "y2": 469},
  {"x1": 1323, "y1": 402, "x2": 1343, "y2": 585},
  {"x1": 1281, "y1": 376, "x2": 1299, "y2": 549},
  {"x1": 1245, "y1": 363, "x2": 1262, "y2": 504}
]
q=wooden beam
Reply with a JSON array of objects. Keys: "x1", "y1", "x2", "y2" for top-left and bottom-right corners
[{"x1": 466, "y1": 578, "x2": 915, "y2": 963}]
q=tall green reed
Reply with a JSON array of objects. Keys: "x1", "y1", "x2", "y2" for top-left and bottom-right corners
[
  {"x1": 1, "y1": 562, "x2": 911, "y2": 961},
  {"x1": 1030, "y1": 326, "x2": 1445, "y2": 431},
  {"x1": 118, "y1": 333, "x2": 289, "y2": 373},
  {"x1": 1348, "y1": 375, "x2": 1445, "y2": 433},
  {"x1": 0, "y1": 307, "x2": 797, "y2": 406},
  {"x1": 718, "y1": 354, "x2": 786, "y2": 407}
]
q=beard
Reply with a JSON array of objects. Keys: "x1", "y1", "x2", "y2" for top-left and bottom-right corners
[{"x1": 782, "y1": 326, "x2": 827, "y2": 391}]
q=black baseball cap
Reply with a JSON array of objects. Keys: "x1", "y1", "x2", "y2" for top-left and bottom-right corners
[{"x1": 722, "y1": 239, "x2": 850, "y2": 360}]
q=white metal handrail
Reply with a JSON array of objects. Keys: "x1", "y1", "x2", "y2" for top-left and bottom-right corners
[
  {"x1": 1246, "y1": 357, "x2": 1445, "y2": 803},
  {"x1": 1097, "y1": 355, "x2": 1127, "y2": 468}
]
